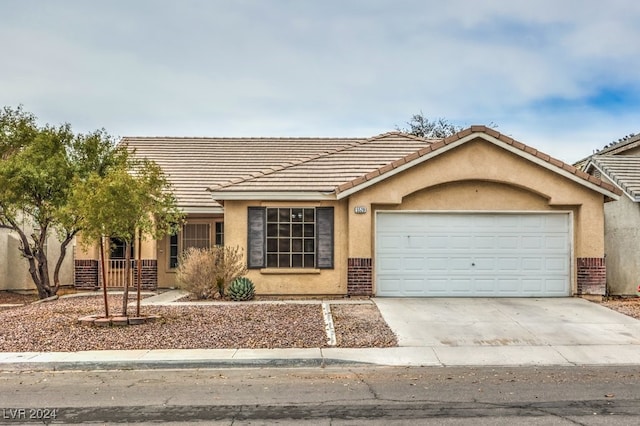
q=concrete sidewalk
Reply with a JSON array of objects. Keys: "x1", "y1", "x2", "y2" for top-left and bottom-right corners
[
  {"x1": 3, "y1": 343, "x2": 640, "y2": 371},
  {"x1": 2, "y1": 292, "x2": 640, "y2": 371}
]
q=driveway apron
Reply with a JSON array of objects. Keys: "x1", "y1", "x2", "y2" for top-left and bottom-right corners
[{"x1": 373, "y1": 298, "x2": 640, "y2": 348}]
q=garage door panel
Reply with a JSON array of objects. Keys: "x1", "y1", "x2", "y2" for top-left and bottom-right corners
[
  {"x1": 426, "y1": 278, "x2": 449, "y2": 292},
  {"x1": 522, "y1": 278, "x2": 543, "y2": 292},
  {"x1": 450, "y1": 257, "x2": 474, "y2": 271},
  {"x1": 425, "y1": 257, "x2": 448, "y2": 270},
  {"x1": 497, "y1": 236, "x2": 519, "y2": 249},
  {"x1": 377, "y1": 256, "x2": 402, "y2": 272},
  {"x1": 475, "y1": 279, "x2": 496, "y2": 293},
  {"x1": 404, "y1": 257, "x2": 427, "y2": 271},
  {"x1": 522, "y1": 236, "x2": 544, "y2": 249},
  {"x1": 376, "y1": 213, "x2": 571, "y2": 297},
  {"x1": 474, "y1": 236, "x2": 495, "y2": 249},
  {"x1": 545, "y1": 279, "x2": 567, "y2": 293},
  {"x1": 378, "y1": 235, "x2": 403, "y2": 250},
  {"x1": 545, "y1": 257, "x2": 568, "y2": 272},
  {"x1": 450, "y1": 278, "x2": 473, "y2": 292},
  {"x1": 496, "y1": 257, "x2": 519, "y2": 271},
  {"x1": 451, "y1": 236, "x2": 472, "y2": 249},
  {"x1": 522, "y1": 258, "x2": 543, "y2": 271},
  {"x1": 473, "y1": 257, "x2": 495, "y2": 270},
  {"x1": 402, "y1": 278, "x2": 427, "y2": 294},
  {"x1": 545, "y1": 236, "x2": 568, "y2": 249},
  {"x1": 425, "y1": 236, "x2": 448, "y2": 249}
]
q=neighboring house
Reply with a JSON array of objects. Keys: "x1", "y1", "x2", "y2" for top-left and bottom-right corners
[
  {"x1": 0, "y1": 218, "x2": 74, "y2": 292},
  {"x1": 74, "y1": 126, "x2": 620, "y2": 297},
  {"x1": 580, "y1": 133, "x2": 640, "y2": 295}
]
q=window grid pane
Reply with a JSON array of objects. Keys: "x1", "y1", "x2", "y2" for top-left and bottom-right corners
[
  {"x1": 215, "y1": 222, "x2": 224, "y2": 246},
  {"x1": 266, "y1": 207, "x2": 315, "y2": 268},
  {"x1": 169, "y1": 233, "x2": 179, "y2": 268},
  {"x1": 183, "y1": 223, "x2": 211, "y2": 250}
]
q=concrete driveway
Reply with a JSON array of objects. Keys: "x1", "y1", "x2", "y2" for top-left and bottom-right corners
[{"x1": 373, "y1": 297, "x2": 640, "y2": 366}]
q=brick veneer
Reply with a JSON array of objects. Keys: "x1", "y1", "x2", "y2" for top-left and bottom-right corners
[
  {"x1": 347, "y1": 258, "x2": 373, "y2": 296},
  {"x1": 577, "y1": 257, "x2": 606, "y2": 295},
  {"x1": 74, "y1": 259, "x2": 99, "y2": 289},
  {"x1": 74, "y1": 259, "x2": 157, "y2": 290},
  {"x1": 133, "y1": 259, "x2": 158, "y2": 291}
]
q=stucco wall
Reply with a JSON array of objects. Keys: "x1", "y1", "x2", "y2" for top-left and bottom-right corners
[
  {"x1": 156, "y1": 215, "x2": 223, "y2": 288},
  {"x1": 347, "y1": 138, "x2": 605, "y2": 258},
  {"x1": 0, "y1": 228, "x2": 74, "y2": 292},
  {"x1": 344, "y1": 138, "x2": 607, "y2": 295},
  {"x1": 221, "y1": 200, "x2": 349, "y2": 295},
  {"x1": 603, "y1": 193, "x2": 640, "y2": 295},
  {"x1": 75, "y1": 235, "x2": 156, "y2": 260}
]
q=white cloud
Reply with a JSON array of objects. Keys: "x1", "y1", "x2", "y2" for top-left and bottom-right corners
[{"x1": 0, "y1": 0, "x2": 639, "y2": 163}]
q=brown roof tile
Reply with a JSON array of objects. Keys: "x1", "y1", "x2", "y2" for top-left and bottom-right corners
[{"x1": 126, "y1": 127, "x2": 620, "y2": 205}]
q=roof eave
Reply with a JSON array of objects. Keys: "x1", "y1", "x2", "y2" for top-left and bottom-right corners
[
  {"x1": 209, "y1": 191, "x2": 337, "y2": 201},
  {"x1": 494, "y1": 137, "x2": 621, "y2": 201},
  {"x1": 180, "y1": 206, "x2": 224, "y2": 214}
]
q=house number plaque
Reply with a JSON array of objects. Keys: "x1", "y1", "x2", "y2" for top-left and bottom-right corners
[{"x1": 354, "y1": 206, "x2": 367, "y2": 214}]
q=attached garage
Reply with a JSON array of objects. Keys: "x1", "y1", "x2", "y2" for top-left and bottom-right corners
[
  {"x1": 204, "y1": 126, "x2": 619, "y2": 297},
  {"x1": 376, "y1": 212, "x2": 571, "y2": 297}
]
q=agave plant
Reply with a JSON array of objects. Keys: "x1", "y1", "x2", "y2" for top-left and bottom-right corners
[{"x1": 228, "y1": 277, "x2": 255, "y2": 301}]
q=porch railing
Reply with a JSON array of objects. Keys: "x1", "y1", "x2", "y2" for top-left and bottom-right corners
[{"x1": 100, "y1": 259, "x2": 135, "y2": 288}]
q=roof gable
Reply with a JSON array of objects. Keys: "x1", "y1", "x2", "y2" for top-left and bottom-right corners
[
  {"x1": 336, "y1": 126, "x2": 620, "y2": 200},
  {"x1": 586, "y1": 155, "x2": 640, "y2": 202}
]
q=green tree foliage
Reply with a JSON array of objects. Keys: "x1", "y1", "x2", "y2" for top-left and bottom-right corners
[
  {"x1": 0, "y1": 105, "x2": 122, "y2": 299},
  {"x1": 396, "y1": 112, "x2": 463, "y2": 138},
  {"x1": 71, "y1": 155, "x2": 183, "y2": 316}
]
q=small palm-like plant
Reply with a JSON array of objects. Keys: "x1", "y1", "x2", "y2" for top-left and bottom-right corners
[{"x1": 228, "y1": 277, "x2": 255, "y2": 301}]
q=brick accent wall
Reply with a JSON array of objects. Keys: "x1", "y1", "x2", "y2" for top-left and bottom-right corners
[
  {"x1": 577, "y1": 257, "x2": 606, "y2": 295},
  {"x1": 74, "y1": 259, "x2": 99, "y2": 289},
  {"x1": 132, "y1": 259, "x2": 158, "y2": 291},
  {"x1": 347, "y1": 258, "x2": 373, "y2": 296},
  {"x1": 74, "y1": 259, "x2": 158, "y2": 290}
]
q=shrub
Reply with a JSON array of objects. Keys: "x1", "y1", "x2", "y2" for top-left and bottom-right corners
[
  {"x1": 228, "y1": 277, "x2": 256, "y2": 301},
  {"x1": 176, "y1": 246, "x2": 248, "y2": 299}
]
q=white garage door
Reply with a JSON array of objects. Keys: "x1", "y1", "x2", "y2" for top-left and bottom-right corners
[{"x1": 376, "y1": 212, "x2": 571, "y2": 297}]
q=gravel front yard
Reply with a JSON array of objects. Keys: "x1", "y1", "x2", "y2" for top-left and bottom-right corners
[
  {"x1": 0, "y1": 293, "x2": 397, "y2": 352},
  {"x1": 600, "y1": 297, "x2": 640, "y2": 320},
  {"x1": 2, "y1": 292, "x2": 639, "y2": 353}
]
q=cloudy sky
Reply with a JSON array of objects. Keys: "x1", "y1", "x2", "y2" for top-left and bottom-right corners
[{"x1": 1, "y1": 0, "x2": 639, "y2": 163}]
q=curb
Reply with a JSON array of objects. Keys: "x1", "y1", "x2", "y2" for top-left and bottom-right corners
[{"x1": 0, "y1": 358, "x2": 367, "y2": 372}]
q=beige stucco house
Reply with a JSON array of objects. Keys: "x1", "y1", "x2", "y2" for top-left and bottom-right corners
[
  {"x1": 581, "y1": 134, "x2": 640, "y2": 295},
  {"x1": 75, "y1": 126, "x2": 620, "y2": 297}
]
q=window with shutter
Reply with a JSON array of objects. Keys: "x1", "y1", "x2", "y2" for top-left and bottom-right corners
[
  {"x1": 247, "y1": 206, "x2": 334, "y2": 269},
  {"x1": 248, "y1": 207, "x2": 266, "y2": 268}
]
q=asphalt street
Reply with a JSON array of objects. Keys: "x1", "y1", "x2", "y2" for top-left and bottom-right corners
[{"x1": 1, "y1": 365, "x2": 639, "y2": 424}]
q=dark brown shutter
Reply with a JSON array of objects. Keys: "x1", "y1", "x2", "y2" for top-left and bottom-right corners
[
  {"x1": 316, "y1": 207, "x2": 334, "y2": 269},
  {"x1": 247, "y1": 207, "x2": 266, "y2": 268}
]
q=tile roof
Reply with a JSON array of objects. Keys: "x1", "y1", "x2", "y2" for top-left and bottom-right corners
[
  {"x1": 587, "y1": 155, "x2": 640, "y2": 201},
  {"x1": 122, "y1": 134, "x2": 433, "y2": 209},
  {"x1": 124, "y1": 127, "x2": 620, "y2": 209},
  {"x1": 209, "y1": 125, "x2": 620, "y2": 199},
  {"x1": 207, "y1": 132, "x2": 435, "y2": 194},
  {"x1": 574, "y1": 132, "x2": 640, "y2": 169}
]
